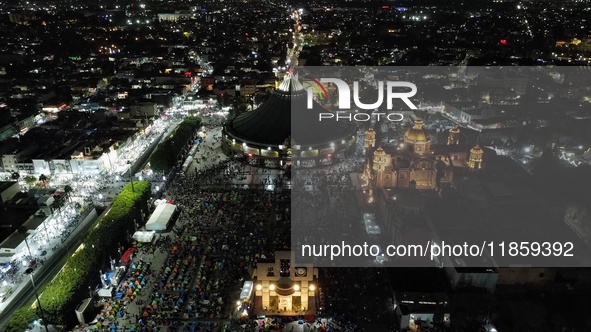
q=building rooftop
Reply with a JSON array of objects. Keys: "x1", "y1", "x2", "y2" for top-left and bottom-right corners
[
  {"x1": 0, "y1": 231, "x2": 28, "y2": 250},
  {"x1": 0, "y1": 181, "x2": 17, "y2": 192},
  {"x1": 0, "y1": 209, "x2": 35, "y2": 244}
]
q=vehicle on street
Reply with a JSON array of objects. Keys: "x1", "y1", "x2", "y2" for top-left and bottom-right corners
[{"x1": 0, "y1": 286, "x2": 13, "y2": 303}]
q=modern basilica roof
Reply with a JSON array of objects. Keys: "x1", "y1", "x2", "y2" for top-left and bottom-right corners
[{"x1": 224, "y1": 74, "x2": 356, "y2": 148}]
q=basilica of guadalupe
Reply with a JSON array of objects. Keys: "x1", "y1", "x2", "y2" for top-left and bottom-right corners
[{"x1": 363, "y1": 119, "x2": 484, "y2": 190}]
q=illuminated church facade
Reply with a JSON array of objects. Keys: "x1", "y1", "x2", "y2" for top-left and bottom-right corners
[{"x1": 364, "y1": 119, "x2": 483, "y2": 190}]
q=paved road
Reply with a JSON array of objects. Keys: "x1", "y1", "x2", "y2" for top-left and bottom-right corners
[{"x1": 0, "y1": 205, "x2": 99, "y2": 330}]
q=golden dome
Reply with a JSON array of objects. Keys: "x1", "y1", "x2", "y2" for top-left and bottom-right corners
[{"x1": 404, "y1": 119, "x2": 430, "y2": 143}]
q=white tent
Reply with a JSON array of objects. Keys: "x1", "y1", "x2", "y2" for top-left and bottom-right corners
[
  {"x1": 240, "y1": 281, "x2": 253, "y2": 300},
  {"x1": 98, "y1": 286, "x2": 114, "y2": 298},
  {"x1": 132, "y1": 231, "x2": 156, "y2": 243},
  {"x1": 145, "y1": 203, "x2": 176, "y2": 231}
]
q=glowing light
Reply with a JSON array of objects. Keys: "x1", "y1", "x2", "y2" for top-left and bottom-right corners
[
  {"x1": 269, "y1": 284, "x2": 275, "y2": 291},
  {"x1": 256, "y1": 284, "x2": 262, "y2": 291},
  {"x1": 294, "y1": 284, "x2": 300, "y2": 291},
  {"x1": 309, "y1": 284, "x2": 315, "y2": 291}
]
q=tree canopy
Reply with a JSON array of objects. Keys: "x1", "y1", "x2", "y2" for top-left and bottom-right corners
[{"x1": 149, "y1": 116, "x2": 201, "y2": 172}]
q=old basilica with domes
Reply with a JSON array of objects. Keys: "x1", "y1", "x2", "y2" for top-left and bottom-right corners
[{"x1": 363, "y1": 119, "x2": 484, "y2": 190}]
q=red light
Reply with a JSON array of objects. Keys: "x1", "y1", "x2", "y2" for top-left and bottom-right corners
[
  {"x1": 184, "y1": 71, "x2": 192, "y2": 77},
  {"x1": 500, "y1": 39, "x2": 507, "y2": 45},
  {"x1": 382, "y1": 5, "x2": 389, "y2": 9},
  {"x1": 327, "y1": 154, "x2": 332, "y2": 157},
  {"x1": 131, "y1": 3, "x2": 134, "y2": 6},
  {"x1": 248, "y1": 153, "x2": 253, "y2": 157}
]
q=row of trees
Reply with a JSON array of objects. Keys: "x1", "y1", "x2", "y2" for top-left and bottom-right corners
[
  {"x1": 149, "y1": 116, "x2": 202, "y2": 172},
  {"x1": 6, "y1": 181, "x2": 152, "y2": 332}
]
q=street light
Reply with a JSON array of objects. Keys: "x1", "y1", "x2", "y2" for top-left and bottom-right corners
[
  {"x1": 25, "y1": 268, "x2": 50, "y2": 332},
  {"x1": 126, "y1": 161, "x2": 135, "y2": 192},
  {"x1": 18, "y1": 226, "x2": 33, "y2": 258}
]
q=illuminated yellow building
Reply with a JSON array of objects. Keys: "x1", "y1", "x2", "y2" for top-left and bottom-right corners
[
  {"x1": 468, "y1": 145, "x2": 483, "y2": 170},
  {"x1": 365, "y1": 119, "x2": 476, "y2": 189},
  {"x1": 447, "y1": 125, "x2": 460, "y2": 145}
]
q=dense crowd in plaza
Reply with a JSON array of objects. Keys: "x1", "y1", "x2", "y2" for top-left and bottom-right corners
[
  {"x1": 69, "y1": 126, "x2": 404, "y2": 332},
  {"x1": 78, "y1": 159, "x2": 291, "y2": 332}
]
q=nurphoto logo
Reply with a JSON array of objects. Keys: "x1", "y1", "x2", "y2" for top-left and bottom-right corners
[
  {"x1": 304, "y1": 77, "x2": 414, "y2": 122},
  {"x1": 302, "y1": 78, "x2": 329, "y2": 101}
]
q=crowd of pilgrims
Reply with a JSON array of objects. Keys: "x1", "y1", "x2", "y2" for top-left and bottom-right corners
[
  {"x1": 291, "y1": 155, "x2": 365, "y2": 253},
  {"x1": 83, "y1": 129, "x2": 417, "y2": 332},
  {"x1": 133, "y1": 176, "x2": 292, "y2": 328},
  {"x1": 83, "y1": 175, "x2": 291, "y2": 332},
  {"x1": 190, "y1": 157, "x2": 286, "y2": 189}
]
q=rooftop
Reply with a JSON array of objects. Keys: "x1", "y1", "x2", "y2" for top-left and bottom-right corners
[{"x1": 0, "y1": 181, "x2": 18, "y2": 192}]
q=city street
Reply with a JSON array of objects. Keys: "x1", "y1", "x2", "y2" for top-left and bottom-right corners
[
  {"x1": 0, "y1": 97, "x2": 192, "y2": 327},
  {"x1": 0, "y1": 198, "x2": 97, "y2": 329}
]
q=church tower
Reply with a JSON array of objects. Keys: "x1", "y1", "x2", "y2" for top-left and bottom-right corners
[
  {"x1": 447, "y1": 125, "x2": 460, "y2": 145},
  {"x1": 373, "y1": 147, "x2": 388, "y2": 187},
  {"x1": 365, "y1": 127, "x2": 376, "y2": 149},
  {"x1": 468, "y1": 145, "x2": 483, "y2": 170}
]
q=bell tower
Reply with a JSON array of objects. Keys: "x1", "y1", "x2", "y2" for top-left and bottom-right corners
[
  {"x1": 469, "y1": 145, "x2": 483, "y2": 170},
  {"x1": 365, "y1": 127, "x2": 376, "y2": 149},
  {"x1": 373, "y1": 147, "x2": 388, "y2": 187},
  {"x1": 447, "y1": 125, "x2": 460, "y2": 145}
]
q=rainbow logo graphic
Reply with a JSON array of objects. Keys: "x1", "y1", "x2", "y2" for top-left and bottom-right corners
[{"x1": 303, "y1": 78, "x2": 329, "y2": 101}]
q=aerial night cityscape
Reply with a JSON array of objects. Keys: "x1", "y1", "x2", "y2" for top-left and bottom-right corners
[{"x1": 1, "y1": 0, "x2": 591, "y2": 331}]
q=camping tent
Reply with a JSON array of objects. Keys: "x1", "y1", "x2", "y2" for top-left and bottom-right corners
[{"x1": 145, "y1": 203, "x2": 176, "y2": 231}]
